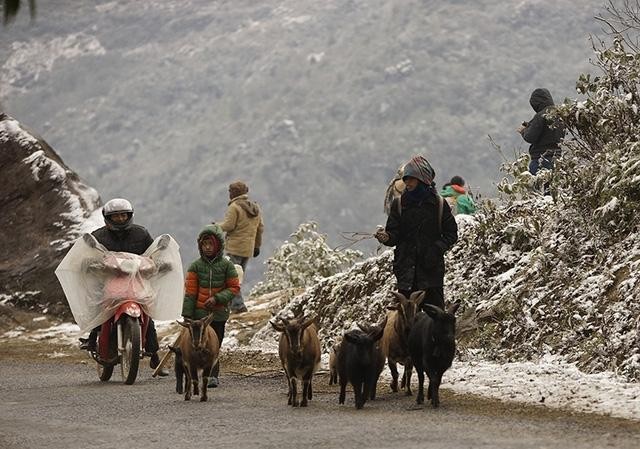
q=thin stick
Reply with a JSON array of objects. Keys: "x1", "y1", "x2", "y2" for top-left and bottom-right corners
[{"x1": 151, "y1": 333, "x2": 182, "y2": 378}]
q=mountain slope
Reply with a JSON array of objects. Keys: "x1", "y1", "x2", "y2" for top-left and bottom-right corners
[{"x1": 0, "y1": 0, "x2": 605, "y2": 286}]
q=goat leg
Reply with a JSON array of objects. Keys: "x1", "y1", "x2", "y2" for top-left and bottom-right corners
[
  {"x1": 301, "y1": 379, "x2": 309, "y2": 407},
  {"x1": 404, "y1": 362, "x2": 413, "y2": 396},
  {"x1": 416, "y1": 366, "x2": 425, "y2": 405},
  {"x1": 175, "y1": 361, "x2": 184, "y2": 394},
  {"x1": 191, "y1": 366, "x2": 199, "y2": 396},
  {"x1": 184, "y1": 365, "x2": 192, "y2": 401},
  {"x1": 339, "y1": 380, "x2": 347, "y2": 404},
  {"x1": 388, "y1": 360, "x2": 399, "y2": 392},
  {"x1": 354, "y1": 381, "x2": 365, "y2": 409},
  {"x1": 290, "y1": 378, "x2": 299, "y2": 407},
  {"x1": 361, "y1": 382, "x2": 371, "y2": 409},
  {"x1": 428, "y1": 369, "x2": 442, "y2": 408}
]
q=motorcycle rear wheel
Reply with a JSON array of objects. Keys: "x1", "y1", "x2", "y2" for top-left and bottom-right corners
[{"x1": 120, "y1": 316, "x2": 141, "y2": 385}]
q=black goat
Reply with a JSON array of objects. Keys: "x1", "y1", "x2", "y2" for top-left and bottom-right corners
[
  {"x1": 357, "y1": 316, "x2": 388, "y2": 400},
  {"x1": 408, "y1": 303, "x2": 460, "y2": 408},
  {"x1": 337, "y1": 325, "x2": 385, "y2": 409}
]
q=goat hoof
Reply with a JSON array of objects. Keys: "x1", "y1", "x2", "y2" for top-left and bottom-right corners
[{"x1": 200, "y1": 396, "x2": 208, "y2": 402}]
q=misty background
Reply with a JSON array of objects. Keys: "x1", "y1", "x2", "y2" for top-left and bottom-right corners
[{"x1": 0, "y1": 0, "x2": 606, "y2": 289}]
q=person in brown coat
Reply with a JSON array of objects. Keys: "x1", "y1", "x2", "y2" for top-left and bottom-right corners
[{"x1": 216, "y1": 181, "x2": 264, "y2": 313}]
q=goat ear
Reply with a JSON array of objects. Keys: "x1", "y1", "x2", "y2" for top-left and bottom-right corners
[
  {"x1": 391, "y1": 291, "x2": 407, "y2": 304},
  {"x1": 270, "y1": 320, "x2": 285, "y2": 332},
  {"x1": 301, "y1": 315, "x2": 317, "y2": 329},
  {"x1": 177, "y1": 319, "x2": 189, "y2": 328},
  {"x1": 203, "y1": 313, "x2": 215, "y2": 327},
  {"x1": 423, "y1": 304, "x2": 444, "y2": 320},
  {"x1": 410, "y1": 290, "x2": 426, "y2": 307},
  {"x1": 372, "y1": 325, "x2": 385, "y2": 342},
  {"x1": 448, "y1": 302, "x2": 461, "y2": 315}
]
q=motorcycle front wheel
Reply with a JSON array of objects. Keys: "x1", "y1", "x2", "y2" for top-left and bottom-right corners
[
  {"x1": 120, "y1": 316, "x2": 141, "y2": 385},
  {"x1": 97, "y1": 362, "x2": 114, "y2": 382}
]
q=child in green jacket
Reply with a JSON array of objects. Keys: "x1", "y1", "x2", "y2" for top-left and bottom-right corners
[{"x1": 182, "y1": 224, "x2": 240, "y2": 387}]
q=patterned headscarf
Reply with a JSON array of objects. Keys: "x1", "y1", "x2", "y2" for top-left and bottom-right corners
[{"x1": 402, "y1": 155, "x2": 436, "y2": 186}]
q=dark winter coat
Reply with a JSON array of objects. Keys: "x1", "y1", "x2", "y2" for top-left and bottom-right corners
[
  {"x1": 522, "y1": 88, "x2": 565, "y2": 160},
  {"x1": 91, "y1": 224, "x2": 154, "y2": 255},
  {"x1": 382, "y1": 188, "x2": 458, "y2": 290}
]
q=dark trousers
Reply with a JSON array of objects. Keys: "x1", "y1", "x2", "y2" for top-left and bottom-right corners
[
  {"x1": 209, "y1": 320, "x2": 226, "y2": 378},
  {"x1": 398, "y1": 286, "x2": 445, "y2": 310},
  {"x1": 88, "y1": 318, "x2": 159, "y2": 354}
]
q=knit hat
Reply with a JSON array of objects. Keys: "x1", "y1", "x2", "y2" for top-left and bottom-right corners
[
  {"x1": 402, "y1": 155, "x2": 436, "y2": 186},
  {"x1": 450, "y1": 175, "x2": 465, "y2": 187},
  {"x1": 229, "y1": 181, "x2": 249, "y2": 199}
]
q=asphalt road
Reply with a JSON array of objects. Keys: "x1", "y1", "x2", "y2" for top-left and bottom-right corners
[{"x1": 1, "y1": 358, "x2": 639, "y2": 449}]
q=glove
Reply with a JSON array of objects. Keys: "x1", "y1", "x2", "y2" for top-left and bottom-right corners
[
  {"x1": 375, "y1": 229, "x2": 389, "y2": 243},
  {"x1": 253, "y1": 247, "x2": 260, "y2": 257}
]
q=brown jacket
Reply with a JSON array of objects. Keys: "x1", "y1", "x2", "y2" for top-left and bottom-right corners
[{"x1": 218, "y1": 194, "x2": 264, "y2": 258}]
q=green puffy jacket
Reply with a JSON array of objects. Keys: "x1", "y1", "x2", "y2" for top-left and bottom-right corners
[
  {"x1": 182, "y1": 224, "x2": 240, "y2": 322},
  {"x1": 439, "y1": 184, "x2": 476, "y2": 215}
]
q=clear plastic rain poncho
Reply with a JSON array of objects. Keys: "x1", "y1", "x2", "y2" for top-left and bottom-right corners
[{"x1": 55, "y1": 234, "x2": 184, "y2": 333}]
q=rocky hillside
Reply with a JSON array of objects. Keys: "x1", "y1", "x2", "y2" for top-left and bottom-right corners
[{"x1": 0, "y1": 113, "x2": 102, "y2": 316}]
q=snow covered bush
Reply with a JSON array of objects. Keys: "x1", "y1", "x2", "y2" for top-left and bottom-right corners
[
  {"x1": 449, "y1": 8, "x2": 640, "y2": 379},
  {"x1": 250, "y1": 222, "x2": 363, "y2": 296}
]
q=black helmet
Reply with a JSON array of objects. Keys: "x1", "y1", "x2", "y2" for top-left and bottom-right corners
[{"x1": 102, "y1": 198, "x2": 134, "y2": 231}]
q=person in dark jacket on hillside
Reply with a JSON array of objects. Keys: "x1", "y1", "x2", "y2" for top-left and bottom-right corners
[
  {"x1": 182, "y1": 224, "x2": 240, "y2": 388},
  {"x1": 375, "y1": 155, "x2": 458, "y2": 309},
  {"x1": 80, "y1": 198, "x2": 168, "y2": 376},
  {"x1": 517, "y1": 87, "x2": 565, "y2": 175}
]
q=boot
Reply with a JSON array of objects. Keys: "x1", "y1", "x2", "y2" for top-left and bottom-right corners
[{"x1": 79, "y1": 333, "x2": 97, "y2": 351}]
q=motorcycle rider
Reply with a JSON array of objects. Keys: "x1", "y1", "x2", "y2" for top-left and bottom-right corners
[{"x1": 79, "y1": 198, "x2": 169, "y2": 377}]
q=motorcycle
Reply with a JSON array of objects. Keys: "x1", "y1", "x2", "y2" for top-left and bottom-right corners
[{"x1": 56, "y1": 233, "x2": 183, "y2": 385}]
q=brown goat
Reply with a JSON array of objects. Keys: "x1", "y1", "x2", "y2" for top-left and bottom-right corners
[
  {"x1": 174, "y1": 314, "x2": 220, "y2": 402},
  {"x1": 380, "y1": 291, "x2": 425, "y2": 395},
  {"x1": 270, "y1": 314, "x2": 321, "y2": 407}
]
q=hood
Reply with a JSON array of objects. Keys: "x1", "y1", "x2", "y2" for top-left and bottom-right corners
[
  {"x1": 530, "y1": 88, "x2": 555, "y2": 112},
  {"x1": 440, "y1": 184, "x2": 466, "y2": 197},
  {"x1": 230, "y1": 194, "x2": 261, "y2": 218},
  {"x1": 402, "y1": 155, "x2": 436, "y2": 186},
  {"x1": 197, "y1": 224, "x2": 225, "y2": 259}
]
